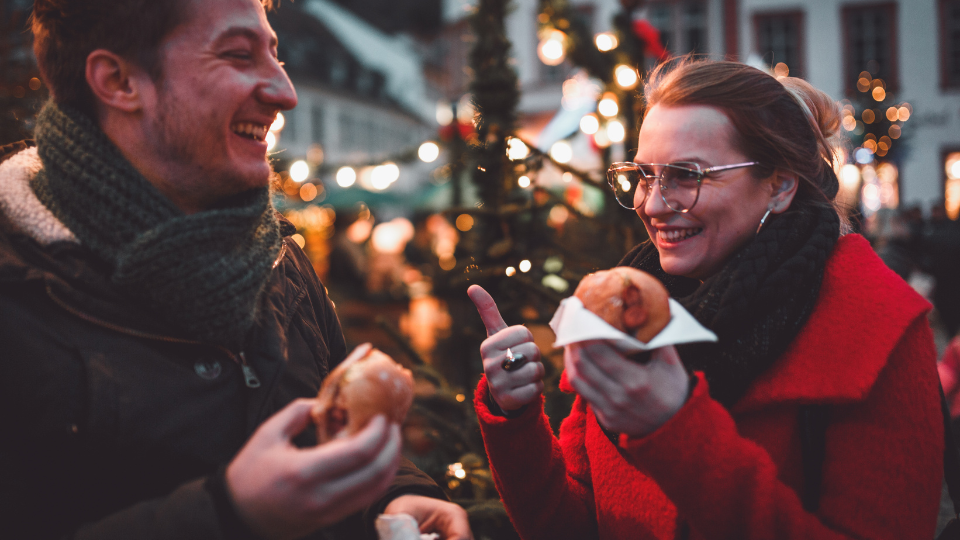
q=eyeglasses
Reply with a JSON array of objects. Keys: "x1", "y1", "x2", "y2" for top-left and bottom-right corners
[{"x1": 606, "y1": 161, "x2": 760, "y2": 212}]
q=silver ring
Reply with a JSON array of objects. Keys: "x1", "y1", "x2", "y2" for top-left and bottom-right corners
[{"x1": 501, "y1": 348, "x2": 527, "y2": 372}]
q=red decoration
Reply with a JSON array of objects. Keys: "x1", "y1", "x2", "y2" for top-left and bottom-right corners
[{"x1": 631, "y1": 19, "x2": 669, "y2": 62}]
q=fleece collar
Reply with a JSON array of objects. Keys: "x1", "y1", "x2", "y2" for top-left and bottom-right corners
[
  {"x1": 733, "y1": 233, "x2": 931, "y2": 413},
  {"x1": 0, "y1": 146, "x2": 76, "y2": 245}
]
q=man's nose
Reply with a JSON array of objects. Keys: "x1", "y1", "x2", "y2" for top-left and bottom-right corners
[{"x1": 258, "y1": 59, "x2": 298, "y2": 111}]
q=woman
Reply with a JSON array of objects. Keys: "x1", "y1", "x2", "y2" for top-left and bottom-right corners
[{"x1": 467, "y1": 58, "x2": 943, "y2": 539}]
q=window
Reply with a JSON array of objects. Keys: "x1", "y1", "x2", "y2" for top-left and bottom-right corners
[
  {"x1": 842, "y1": 3, "x2": 898, "y2": 94},
  {"x1": 754, "y1": 11, "x2": 804, "y2": 78},
  {"x1": 941, "y1": 0, "x2": 960, "y2": 88},
  {"x1": 647, "y1": 0, "x2": 708, "y2": 55}
]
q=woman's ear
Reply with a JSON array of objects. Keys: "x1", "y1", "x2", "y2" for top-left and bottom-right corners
[{"x1": 769, "y1": 170, "x2": 799, "y2": 214}]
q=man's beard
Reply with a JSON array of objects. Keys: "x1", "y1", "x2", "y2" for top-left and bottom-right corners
[{"x1": 150, "y1": 85, "x2": 270, "y2": 208}]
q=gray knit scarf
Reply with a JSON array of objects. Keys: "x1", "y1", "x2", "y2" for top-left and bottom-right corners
[{"x1": 31, "y1": 101, "x2": 281, "y2": 350}]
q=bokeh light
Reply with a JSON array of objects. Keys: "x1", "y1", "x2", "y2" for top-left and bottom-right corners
[
  {"x1": 595, "y1": 32, "x2": 618, "y2": 52},
  {"x1": 336, "y1": 167, "x2": 357, "y2": 187},
  {"x1": 550, "y1": 141, "x2": 573, "y2": 164},
  {"x1": 455, "y1": 214, "x2": 474, "y2": 231},
  {"x1": 607, "y1": 120, "x2": 625, "y2": 143},
  {"x1": 419, "y1": 142, "x2": 440, "y2": 163},
  {"x1": 519, "y1": 260, "x2": 532, "y2": 273},
  {"x1": 614, "y1": 65, "x2": 638, "y2": 89},
  {"x1": 290, "y1": 160, "x2": 310, "y2": 183},
  {"x1": 270, "y1": 112, "x2": 285, "y2": 132},
  {"x1": 580, "y1": 114, "x2": 600, "y2": 135}
]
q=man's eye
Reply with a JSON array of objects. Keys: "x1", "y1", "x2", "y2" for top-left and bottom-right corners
[{"x1": 225, "y1": 51, "x2": 253, "y2": 60}]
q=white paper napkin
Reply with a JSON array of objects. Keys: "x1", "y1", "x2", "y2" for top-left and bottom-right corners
[
  {"x1": 549, "y1": 296, "x2": 717, "y2": 352},
  {"x1": 375, "y1": 514, "x2": 439, "y2": 540}
]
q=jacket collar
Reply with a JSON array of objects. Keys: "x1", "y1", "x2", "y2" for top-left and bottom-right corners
[
  {"x1": 733, "y1": 233, "x2": 931, "y2": 413},
  {"x1": 0, "y1": 145, "x2": 77, "y2": 245}
]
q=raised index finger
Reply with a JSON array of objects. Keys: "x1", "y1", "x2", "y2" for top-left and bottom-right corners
[{"x1": 467, "y1": 285, "x2": 508, "y2": 336}]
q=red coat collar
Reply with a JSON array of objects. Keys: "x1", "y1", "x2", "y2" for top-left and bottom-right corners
[{"x1": 733, "y1": 234, "x2": 931, "y2": 412}]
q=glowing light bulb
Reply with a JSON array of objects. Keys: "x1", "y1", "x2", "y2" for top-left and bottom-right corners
[
  {"x1": 598, "y1": 95, "x2": 619, "y2": 118},
  {"x1": 290, "y1": 160, "x2": 309, "y2": 183},
  {"x1": 550, "y1": 141, "x2": 573, "y2": 164},
  {"x1": 538, "y1": 30, "x2": 567, "y2": 66},
  {"x1": 607, "y1": 120, "x2": 625, "y2": 143},
  {"x1": 518, "y1": 175, "x2": 531, "y2": 188},
  {"x1": 614, "y1": 65, "x2": 638, "y2": 89},
  {"x1": 270, "y1": 112, "x2": 285, "y2": 132},
  {"x1": 419, "y1": 141, "x2": 440, "y2": 163},
  {"x1": 336, "y1": 167, "x2": 356, "y2": 187},
  {"x1": 595, "y1": 32, "x2": 618, "y2": 52},
  {"x1": 507, "y1": 138, "x2": 530, "y2": 161},
  {"x1": 580, "y1": 113, "x2": 600, "y2": 135},
  {"x1": 505, "y1": 266, "x2": 516, "y2": 276},
  {"x1": 436, "y1": 102, "x2": 454, "y2": 126},
  {"x1": 519, "y1": 260, "x2": 532, "y2": 273},
  {"x1": 266, "y1": 131, "x2": 277, "y2": 151}
]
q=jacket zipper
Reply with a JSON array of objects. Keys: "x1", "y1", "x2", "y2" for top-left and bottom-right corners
[{"x1": 45, "y1": 282, "x2": 262, "y2": 388}]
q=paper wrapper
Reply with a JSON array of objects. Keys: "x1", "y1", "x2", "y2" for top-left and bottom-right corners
[
  {"x1": 375, "y1": 514, "x2": 439, "y2": 540},
  {"x1": 549, "y1": 296, "x2": 717, "y2": 352}
]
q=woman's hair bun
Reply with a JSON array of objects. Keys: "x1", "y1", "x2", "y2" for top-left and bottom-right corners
[
  {"x1": 779, "y1": 76, "x2": 842, "y2": 200},
  {"x1": 779, "y1": 77, "x2": 841, "y2": 159}
]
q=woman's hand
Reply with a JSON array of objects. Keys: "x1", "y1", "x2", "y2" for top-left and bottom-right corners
[
  {"x1": 564, "y1": 341, "x2": 689, "y2": 438},
  {"x1": 468, "y1": 285, "x2": 545, "y2": 413}
]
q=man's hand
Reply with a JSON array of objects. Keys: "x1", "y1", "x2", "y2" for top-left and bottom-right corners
[
  {"x1": 226, "y1": 398, "x2": 402, "y2": 540},
  {"x1": 384, "y1": 495, "x2": 473, "y2": 540},
  {"x1": 564, "y1": 341, "x2": 689, "y2": 438},
  {"x1": 468, "y1": 285, "x2": 545, "y2": 413}
]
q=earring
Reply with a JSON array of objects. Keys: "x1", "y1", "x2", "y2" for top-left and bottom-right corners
[{"x1": 756, "y1": 209, "x2": 772, "y2": 234}]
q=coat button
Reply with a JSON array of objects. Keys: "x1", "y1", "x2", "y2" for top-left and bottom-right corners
[{"x1": 194, "y1": 360, "x2": 223, "y2": 380}]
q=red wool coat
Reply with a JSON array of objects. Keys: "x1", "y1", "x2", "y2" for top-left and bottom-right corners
[{"x1": 475, "y1": 234, "x2": 943, "y2": 540}]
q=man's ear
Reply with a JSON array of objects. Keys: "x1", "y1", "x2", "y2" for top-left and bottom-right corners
[
  {"x1": 769, "y1": 170, "x2": 799, "y2": 214},
  {"x1": 85, "y1": 49, "x2": 148, "y2": 113}
]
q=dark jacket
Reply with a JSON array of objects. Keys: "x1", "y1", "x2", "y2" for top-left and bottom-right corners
[{"x1": 0, "y1": 141, "x2": 444, "y2": 539}]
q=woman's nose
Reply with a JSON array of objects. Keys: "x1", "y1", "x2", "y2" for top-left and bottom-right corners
[{"x1": 641, "y1": 178, "x2": 672, "y2": 217}]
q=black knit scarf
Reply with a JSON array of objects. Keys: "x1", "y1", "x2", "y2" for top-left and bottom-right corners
[
  {"x1": 31, "y1": 101, "x2": 281, "y2": 350},
  {"x1": 620, "y1": 205, "x2": 840, "y2": 408}
]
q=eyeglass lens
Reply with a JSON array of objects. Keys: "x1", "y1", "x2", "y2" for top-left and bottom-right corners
[{"x1": 608, "y1": 163, "x2": 702, "y2": 212}]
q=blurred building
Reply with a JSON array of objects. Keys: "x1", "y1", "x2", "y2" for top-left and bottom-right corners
[
  {"x1": 437, "y1": 0, "x2": 959, "y2": 217},
  {"x1": 268, "y1": 0, "x2": 437, "y2": 199}
]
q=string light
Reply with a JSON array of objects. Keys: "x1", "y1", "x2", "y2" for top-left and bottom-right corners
[
  {"x1": 419, "y1": 142, "x2": 440, "y2": 163},
  {"x1": 614, "y1": 65, "x2": 638, "y2": 89},
  {"x1": 505, "y1": 266, "x2": 517, "y2": 276},
  {"x1": 550, "y1": 141, "x2": 573, "y2": 164},
  {"x1": 598, "y1": 94, "x2": 619, "y2": 118},
  {"x1": 606, "y1": 120, "x2": 625, "y2": 143},
  {"x1": 595, "y1": 32, "x2": 618, "y2": 52},
  {"x1": 336, "y1": 167, "x2": 357, "y2": 187},
  {"x1": 580, "y1": 113, "x2": 600, "y2": 135},
  {"x1": 266, "y1": 131, "x2": 277, "y2": 151},
  {"x1": 518, "y1": 175, "x2": 531, "y2": 188},
  {"x1": 507, "y1": 138, "x2": 530, "y2": 160},
  {"x1": 538, "y1": 30, "x2": 567, "y2": 66},
  {"x1": 519, "y1": 260, "x2": 532, "y2": 273},
  {"x1": 270, "y1": 112, "x2": 285, "y2": 132},
  {"x1": 290, "y1": 160, "x2": 309, "y2": 183}
]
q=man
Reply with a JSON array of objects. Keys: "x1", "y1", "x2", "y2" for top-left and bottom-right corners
[{"x1": 0, "y1": 0, "x2": 471, "y2": 538}]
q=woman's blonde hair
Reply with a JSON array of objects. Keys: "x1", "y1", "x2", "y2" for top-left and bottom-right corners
[{"x1": 643, "y1": 57, "x2": 846, "y2": 223}]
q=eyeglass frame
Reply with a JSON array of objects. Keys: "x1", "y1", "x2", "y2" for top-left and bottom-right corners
[{"x1": 606, "y1": 160, "x2": 761, "y2": 212}]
